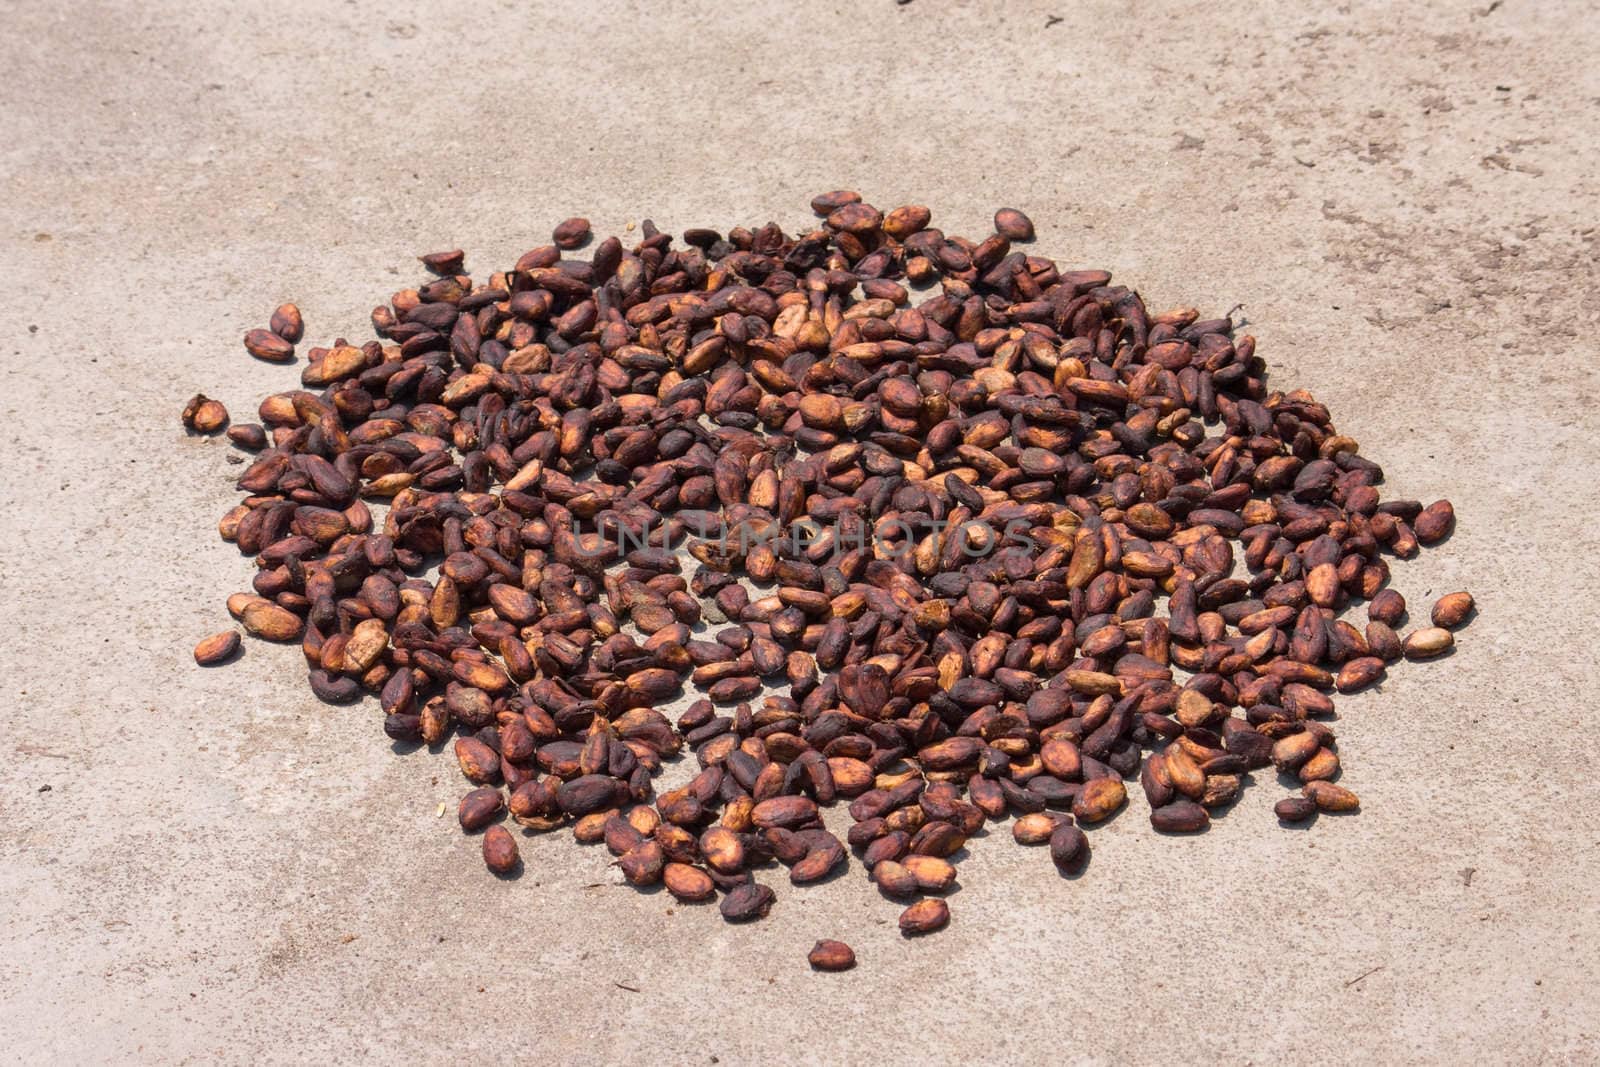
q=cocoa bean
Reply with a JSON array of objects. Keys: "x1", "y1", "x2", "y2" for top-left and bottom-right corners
[
  {"x1": 270, "y1": 303, "x2": 304, "y2": 343},
  {"x1": 243, "y1": 328, "x2": 294, "y2": 363},
  {"x1": 1012, "y1": 813, "x2": 1061, "y2": 844},
  {"x1": 193, "y1": 631, "x2": 240, "y2": 665},
  {"x1": 993, "y1": 207, "x2": 1035, "y2": 241},
  {"x1": 482, "y1": 824, "x2": 519, "y2": 874},
  {"x1": 663, "y1": 862, "x2": 716, "y2": 902},
  {"x1": 553, "y1": 217, "x2": 591, "y2": 250},
  {"x1": 1275, "y1": 796, "x2": 1317, "y2": 823},
  {"x1": 181, "y1": 394, "x2": 229, "y2": 434},
  {"x1": 1304, "y1": 781, "x2": 1360, "y2": 812},
  {"x1": 1150, "y1": 801, "x2": 1209, "y2": 833},
  {"x1": 1403, "y1": 627, "x2": 1454, "y2": 659},
  {"x1": 898, "y1": 898, "x2": 950, "y2": 935},
  {"x1": 719, "y1": 882, "x2": 775, "y2": 922},
  {"x1": 459, "y1": 786, "x2": 504, "y2": 831},
  {"x1": 1431, "y1": 591, "x2": 1475, "y2": 628},
  {"x1": 1071, "y1": 777, "x2": 1125, "y2": 823},
  {"x1": 808, "y1": 939, "x2": 856, "y2": 971}
]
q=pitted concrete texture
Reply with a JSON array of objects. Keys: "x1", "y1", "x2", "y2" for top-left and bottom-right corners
[{"x1": 1, "y1": 0, "x2": 1597, "y2": 1062}]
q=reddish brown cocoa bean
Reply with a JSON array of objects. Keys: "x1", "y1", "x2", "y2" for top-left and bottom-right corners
[
  {"x1": 419, "y1": 249, "x2": 465, "y2": 274},
  {"x1": 454, "y1": 738, "x2": 501, "y2": 784},
  {"x1": 1304, "y1": 781, "x2": 1360, "y2": 812},
  {"x1": 618, "y1": 841, "x2": 665, "y2": 886},
  {"x1": 193, "y1": 631, "x2": 240, "y2": 665},
  {"x1": 1012, "y1": 813, "x2": 1061, "y2": 844},
  {"x1": 227, "y1": 423, "x2": 267, "y2": 450},
  {"x1": 1431, "y1": 591, "x2": 1475, "y2": 628},
  {"x1": 243, "y1": 328, "x2": 294, "y2": 363},
  {"x1": 663, "y1": 862, "x2": 716, "y2": 902},
  {"x1": 552, "y1": 217, "x2": 591, "y2": 249},
  {"x1": 901, "y1": 854, "x2": 957, "y2": 892},
  {"x1": 1414, "y1": 500, "x2": 1455, "y2": 544},
  {"x1": 1368, "y1": 589, "x2": 1407, "y2": 626},
  {"x1": 1071, "y1": 778, "x2": 1126, "y2": 823},
  {"x1": 182, "y1": 394, "x2": 229, "y2": 434},
  {"x1": 898, "y1": 898, "x2": 950, "y2": 935},
  {"x1": 270, "y1": 303, "x2": 304, "y2": 343},
  {"x1": 993, "y1": 207, "x2": 1035, "y2": 241},
  {"x1": 459, "y1": 786, "x2": 505, "y2": 831},
  {"x1": 808, "y1": 939, "x2": 856, "y2": 971},
  {"x1": 482, "y1": 824, "x2": 519, "y2": 873}
]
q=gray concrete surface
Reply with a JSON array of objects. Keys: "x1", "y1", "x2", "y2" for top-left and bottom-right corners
[{"x1": 2, "y1": 0, "x2": 1598, "y2": 1062}]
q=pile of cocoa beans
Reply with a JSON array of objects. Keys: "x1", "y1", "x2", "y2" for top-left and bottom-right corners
[{"x1": 192, "y1": 194, "x2": 1472, "y2": 963}]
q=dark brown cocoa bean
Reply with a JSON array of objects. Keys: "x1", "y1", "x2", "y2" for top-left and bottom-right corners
[
  {"x1": 1049, "y1": 823, "x2": 1088, "y2": 869},
  {"x1": 719, "y1": 881, "x2": 775, "y2": 922},
  {"x1": 1150, "y1": 800, "x2": 1209, "y2": 833},
  {"x1": 1275, "y1": 796, "x2": 1317, "y2": 822}
]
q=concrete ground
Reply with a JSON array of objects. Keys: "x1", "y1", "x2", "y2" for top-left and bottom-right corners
[{"x1": 2, "y1": 0, "x2": 1597, "y2": 1062}]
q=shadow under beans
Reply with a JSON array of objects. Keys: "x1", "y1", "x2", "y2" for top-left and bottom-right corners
[
  {"x1": 1313, "y1": 807, "x2": 1360, "y2": 819},
  {"x1": 310, "y1": 684, "x2": 364, "y2": 707},
  {"x1": 1053, "y1": 850, "x2": 1092, "y2": 881},
  {"x1": 944, "y1": 843, "x2": 976, "y2": 866},
  {"x1": 616, "y1": 879, "x2": 668, "y2": 899},
  {"x1": 1421, "y1": 527, "x2": 1457, "y2": 549}
]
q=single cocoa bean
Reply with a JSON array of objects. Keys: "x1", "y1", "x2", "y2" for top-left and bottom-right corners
[
  {"x1": 482, "y1": 824, "x2": 519, "y2": 873},
  {"x1": 193, "y1": 630, "x2": 240, "y2": 665},
  {"x1": 1431, "y1": 591, "x2": 1474, "y2": 628},
  {"x1": 808, "y1": 939, "x2": 856, "y2": 971},
  {"x1": 898, "y1": 898, "x2": 950, "y2": 935}
]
